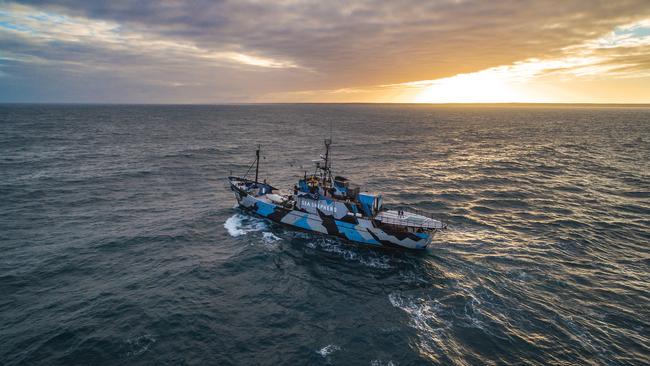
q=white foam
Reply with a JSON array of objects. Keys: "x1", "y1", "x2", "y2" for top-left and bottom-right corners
[
  {"x1": 388, "y1": 292, "x2": 451, "y2": 359},
  {"x1": 224, "y1": 214, "x2": 266, "y2": 237},
  {"x1": 261, "y1": 232, "x2": 282, "y2": 249},
  {"x1": 370, "y1": 361, "x2": 395, "y2": 366},
  {"x1": 262, "y1": 232, "x2": 281, "y2": 242},
  {"x1": 316, "y1": 344, "x2": 340, "y2": 357},
  {"x1": 126, "y1": 334, "x2": 156, "y2": 357},
  {"x1": 313, "y1": 238, "x2": 392, "y2": 269},
  {"x1": 224, "y1": 215, "x2": 246, "y2": 236},
  {"x1": 388, "y1": 293, "x2": 447, "y2": 331},
  {"x1": 359, "y1": 256, "x2": 391, "y2": 269}
]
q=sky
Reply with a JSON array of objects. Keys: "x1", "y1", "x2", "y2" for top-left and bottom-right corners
[{"x1": 1, "y1": 0, "x2": 650, "y2": 104}]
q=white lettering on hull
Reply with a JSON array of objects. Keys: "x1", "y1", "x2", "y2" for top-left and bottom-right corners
[{"x1": 297, "y1": 198, "x2": 337, "y2": 213}]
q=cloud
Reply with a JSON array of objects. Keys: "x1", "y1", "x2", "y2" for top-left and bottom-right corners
[
  {"x1": 1, "y1": 0, "x2": 650, "y2": 102},
  {"x1": 268, "y1": 19, "x2": 650, "y2": 103},
  {"x1": 0, "y1": 4, "x2": 298, "y2": 70}
]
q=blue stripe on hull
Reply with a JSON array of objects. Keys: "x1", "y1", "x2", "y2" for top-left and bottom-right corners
[
  {"x1": 293, "y1": 215, "x2": 311, "y2": 230},
  {"x1": 338, "y1": 226, "x2": 379, "y2": 245},
  {"x1": 255, "y1": 200, "x2": 276, "y2": 217}
]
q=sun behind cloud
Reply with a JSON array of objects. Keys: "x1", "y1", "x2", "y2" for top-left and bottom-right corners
[
  {"x1": 1, "y1": 1, "x2": 650, "y2": 103},
  {"x1": 412, "y1": 71, "x2": 534, "y2": 103},
  {"x1": 390, "y1": 20, "x2": 650, "y2": 104}
]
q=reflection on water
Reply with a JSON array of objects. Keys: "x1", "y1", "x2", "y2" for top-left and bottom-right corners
[{"x1": 1, "y1": 104, "x2": 648, "y2": 365}]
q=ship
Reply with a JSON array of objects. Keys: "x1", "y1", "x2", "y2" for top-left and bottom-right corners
[{"x1": 227, "y1": 139, "x2": 446, "y2": 250}]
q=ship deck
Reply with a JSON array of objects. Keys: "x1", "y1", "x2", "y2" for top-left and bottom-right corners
[{"x1": 375, "y1": 210, "x2": 445, "y2": 229}]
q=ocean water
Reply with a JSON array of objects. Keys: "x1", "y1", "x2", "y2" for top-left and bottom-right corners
[{"x1": 1, "y1": 104, "x2": 649, "y2": 365}]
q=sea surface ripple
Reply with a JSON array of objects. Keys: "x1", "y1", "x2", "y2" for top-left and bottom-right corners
[{"x1": 1, "y1": 104, "x2": 649, "y2": 365}]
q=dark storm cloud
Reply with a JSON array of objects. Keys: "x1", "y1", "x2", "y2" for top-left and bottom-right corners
[{"x1": 2, "y1": 0, "x2": 650, "y2": 102}]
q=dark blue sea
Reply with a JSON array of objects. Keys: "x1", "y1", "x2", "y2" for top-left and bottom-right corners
[{"x1": 1, "y1": 104, "x2": 649, "y2": 365}]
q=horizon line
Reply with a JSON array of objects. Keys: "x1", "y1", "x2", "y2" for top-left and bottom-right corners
[{"x1": 2, "y1": 102, "x2": 650, "y2": 107}]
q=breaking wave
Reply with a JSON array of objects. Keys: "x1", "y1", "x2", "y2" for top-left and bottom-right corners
[{"x1": 223, "y1": 213, "x2": 267, "y2": 237}]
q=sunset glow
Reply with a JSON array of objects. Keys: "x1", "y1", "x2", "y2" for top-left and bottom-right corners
[
  {"x1": 1, "y1": 1, "x2": 649, "y2": 103},
  {"x1": 411, "y1": 71, "x2": 534, "y2": 104}
]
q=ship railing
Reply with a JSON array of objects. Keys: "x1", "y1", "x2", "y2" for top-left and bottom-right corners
[
  {"x1": 377, "y1": 217, "x2": 445, "y2": 230},
  {"x1": 410, "y1": 207, "x2": 447, "y2": 223},
  {"x1": 377, "y1": 209, "x2": 448, "y2": 230}
]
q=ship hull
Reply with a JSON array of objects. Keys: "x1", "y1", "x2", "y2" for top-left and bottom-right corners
[{"x1": 232, "y1": 189, "x2": 432, "y2": 250}]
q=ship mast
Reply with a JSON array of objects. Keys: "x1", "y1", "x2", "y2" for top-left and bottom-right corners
[
  {"x1": 255, "y1": 145, "x2": 260, "y2": 184},
  {"x1": 322, "y1": 138, "x2": 332, "y2": 189}
]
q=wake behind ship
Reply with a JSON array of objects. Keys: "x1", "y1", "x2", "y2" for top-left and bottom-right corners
[{"x1": 228, "y1": 139, "x2": 446, "y2": 250}]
